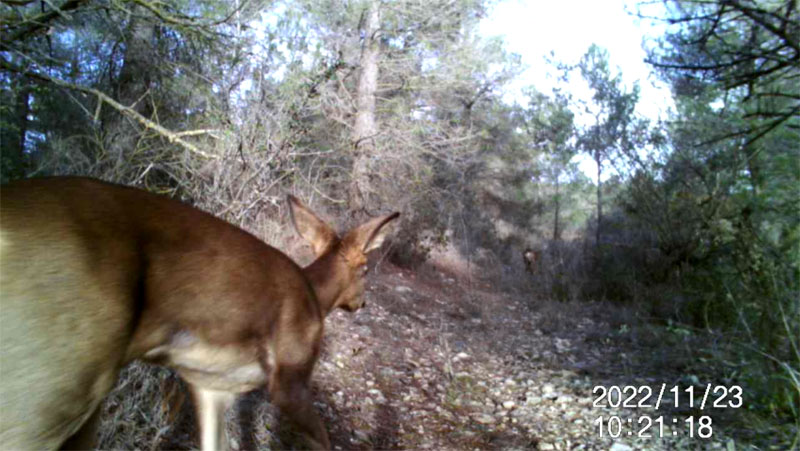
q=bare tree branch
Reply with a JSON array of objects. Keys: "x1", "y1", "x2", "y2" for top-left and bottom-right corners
[
  {"x1": 0, "y1": 59, "x2": 219, "y2": 159},
  {"x1": 1, "y1": 0, "x2": 87, "y2": 45}
]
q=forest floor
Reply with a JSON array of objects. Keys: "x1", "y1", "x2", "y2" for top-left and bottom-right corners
[{"x1": 100, "y1": 253, "x2": 793, "y2": 450}]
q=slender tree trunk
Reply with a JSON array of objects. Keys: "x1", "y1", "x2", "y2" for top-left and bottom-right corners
[
  {"x1": 103, "y1": 13, "x2": 154, "y2": 158},
  {"x1": 349, "y1": 0, "x2": 381, "y2": 214},
  {"x1": 13, "y1": 79, "x2": 30, "y2": 165},
  {"x1": 1, "y1": 77, "x2": 31, "y2": 180},
  {"x1": 742, "y1": 25, "x2": 763, "y2": 200},
  {"x1": 552, "y1": 169, "x2": 561, "y2": 241},
  {"x1": 595, "y1": 150, "x2": 603, "y2": 247}
]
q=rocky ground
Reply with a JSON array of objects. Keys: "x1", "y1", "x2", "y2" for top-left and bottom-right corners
[
  {"x1": 305, "y1": 263, "x2": 736, "y2": 450},
  {"x1": 99, "y1": 257, "x2": 789, "y2": 450}
]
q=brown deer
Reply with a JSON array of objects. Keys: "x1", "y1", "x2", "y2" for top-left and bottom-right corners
[
  {"x1": 523, "y1": 248, "x2": 539, "y2": 274},
  {"x1": 0, "y1": 177, "x2": 399, "y2": 450}
]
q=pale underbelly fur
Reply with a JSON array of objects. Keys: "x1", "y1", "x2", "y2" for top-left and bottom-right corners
[{"x1": 144, "y1": 330, "x2": 269, "y2": 393}]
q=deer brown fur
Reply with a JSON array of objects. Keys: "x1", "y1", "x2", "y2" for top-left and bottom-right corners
[{"x1": 0, "y1": 177, "x2": 399, "y2": 450}]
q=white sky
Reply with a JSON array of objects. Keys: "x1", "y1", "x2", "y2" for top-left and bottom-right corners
[{"x1": 479, "y1": 0, "x2": 673, "y2": 180}]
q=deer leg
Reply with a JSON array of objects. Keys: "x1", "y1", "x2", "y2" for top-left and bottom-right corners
[
  {"x1": 269, "y1": 365, "x2": 330, "y2": 450},
  {"x1": 190, "y1": 385, "x2": 236, "y2": 451}
]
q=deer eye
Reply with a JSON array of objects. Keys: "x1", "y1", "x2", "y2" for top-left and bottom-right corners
[{"x1": 361, "y1": 265, "x2": 369, "y2": 275}]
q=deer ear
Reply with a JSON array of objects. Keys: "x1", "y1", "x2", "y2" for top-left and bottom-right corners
[
  {"x1": 287, "y1": 195, "x2": 338, "y2": 256},
  {"x1": 347, "y1": 212, "x2": 400, "y2": 254}
]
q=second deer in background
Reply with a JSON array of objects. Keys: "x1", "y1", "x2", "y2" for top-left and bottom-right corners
[{"x1": 523, "y1": 248, "x2": 539, "y2": 274}]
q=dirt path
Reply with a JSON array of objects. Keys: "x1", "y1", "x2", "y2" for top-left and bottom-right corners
[{"x1": 230, "y1": 262, "x2": 738, "y2": 450}]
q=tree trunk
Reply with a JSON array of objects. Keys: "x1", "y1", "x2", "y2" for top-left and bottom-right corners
[
  {"x1": 1, "y1": 77, "x2": 31, "y2": 181},
  {"x1": 552, "y1": 168, "x2": 561, "y2": 241},
  {"x1": 595, "y1": 150, "x2": 603, "y2": 247},
  {"x1": 102, "y1": 14, "x2": 154, "y2": 158},
  {"x1": 349, "y1": 0, "x2": 381, "y2": 214},
  {"x1": 13, "y1": 79, "x2": 30, "y2": 167}
]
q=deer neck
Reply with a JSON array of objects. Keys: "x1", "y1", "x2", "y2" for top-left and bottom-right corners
[{"x1": 303, "y1": 250, "x2": 345, "y2": 317}]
